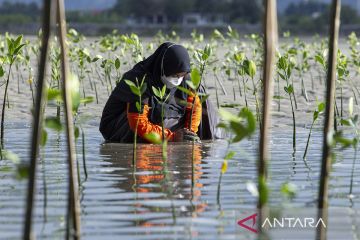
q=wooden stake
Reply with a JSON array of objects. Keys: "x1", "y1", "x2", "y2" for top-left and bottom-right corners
[
  {"x1": 56, "y1": 0, "x2": 81, "y2": 238},
  {"x1": 23, "y1": 1, "x2": 52, "y2": 239},
  {"x1": 258, "y1": 0, "x2": 278, "y2": 236},
  {"x1": 317, "y1": 1, "x2": 341, "y2": 240}
]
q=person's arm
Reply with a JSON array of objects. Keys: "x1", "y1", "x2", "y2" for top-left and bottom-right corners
[
  {"x1": 185, "y1": 95, "x2": 202, "y2": 133},
  {"x1": 127, "y1": 103, "x2": 175, "y2": 141}
]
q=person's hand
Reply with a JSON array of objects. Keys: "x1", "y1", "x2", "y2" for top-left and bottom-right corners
[{"x1": 173, "y1": 128, "x2": 201, "y2": 143}]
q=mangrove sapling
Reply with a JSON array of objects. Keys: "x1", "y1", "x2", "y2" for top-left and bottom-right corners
[
  {"x1": 286, "y1": 48, "x2": 299, "y2": 109},
  {"x1": 294, "y1": 45, "x2": 310, "y2": 102},
  {"x1": 336, "y1": 98, "x2": 360, "y2": 197},
  {"x1": 124, "y1": 76, "x2": 147, "y2": 166},
  {"x1": 243, "y1": 59, "x2": 261, "y2": 129},
  {"x1": 277, "y1": 54, "x2": 297, "y2": 155},
  {"x1": 1, "y1": 35, "x2": 26, "y2": 149},
  {"x1": 50, "y1": 45, "x2": 62, "y2": 119},
  {"x1": 347, "y1": 33, "x2": 360, "y2": 105},
  {"x1": 236, "y1": 57, "x2": 248, "y2": 107},
  {"x1": 232, "y1": 51, "x2": 245, "y2": 99},
  {"x1": 121, "y1": 34, "x2": 143, "y2": 64},
  {"x1": 216, "y1": 107, "x2": 256, "y2": 204},
  {"x1": 152, "y1": 85, "x2": 171, "y2": 160},
  {"x1": 315, "y1": 50, "x2": 342, "y2": 129},
  {"x1": 303, "y1": 102, "x2": 325, "y2": 160},
  {"x1": 193, "y1": 44, "x2": 213, "y2": 89},
  {"x1": 86, "y1": 54, "x2": 102, "y2": 104},
  {"x1": 336, "y1": 50, "x2": 350, "y2": 124},
  {"x1": 213, "y1": 67, "x2": 220, "y2": 109}
]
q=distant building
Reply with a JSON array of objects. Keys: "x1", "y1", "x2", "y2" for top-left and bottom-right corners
[
  {"x1": 182, "y1": 13, "x2": 225, "y2": 27},
  {"x1": 127, "y1": 14, "x2": 168, "y2": 26}
]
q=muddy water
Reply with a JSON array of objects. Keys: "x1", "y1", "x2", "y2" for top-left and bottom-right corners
[{"x1": 0, "y1": 120, "x2": 359, "y2": 240}]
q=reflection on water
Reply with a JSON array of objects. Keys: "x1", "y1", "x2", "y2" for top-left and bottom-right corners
[{"x1": 0, "y1": 123, "x2": 359, "y2": 239}]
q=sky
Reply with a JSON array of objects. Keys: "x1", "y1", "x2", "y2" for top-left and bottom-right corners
[
  {"x1": 0, "y1": 0, "x2": 117, "y2": 10},
  {"x1": 0, "y1": 0, "x2": 359, "y2": 13}
]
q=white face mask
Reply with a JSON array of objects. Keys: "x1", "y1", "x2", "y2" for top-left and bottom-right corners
[{"x1": 161, "y1": 75, "x2": 184, "y2": 89}]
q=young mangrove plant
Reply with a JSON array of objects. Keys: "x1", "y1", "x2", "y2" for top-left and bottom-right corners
[
  {"x1": 1, "y1": 35, "x2": 26, "y2": 150},
  {"x1": 243, "y1": 59, "x2": 260, "y2": 129},
  {"x1": 151, "y1": 85, "x2": 170, "y2": 160},
  {"x1": 336, "y1": 50, "x2": 349, "y2": 124},
  {"x1": 347, "y1": 32, "x2": 360, "y2": 104},
  {"x1": 216, "y1": 107, "x2": 256, "y2": 205},
  {"x1": 277, "y1": 54, "x2": 297, "y2": 155},
  {"x1": 303, "y1": 102, "x2": 325, "y2": 160},
  {"x1": 336, "y1": 98, "x2": 359, "y2": 198},
  {"x1": 124, "y1": 76, "x2": 147, "y2": 165}
]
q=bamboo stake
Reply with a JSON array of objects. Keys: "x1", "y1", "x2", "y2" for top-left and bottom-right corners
[
  {"x1": 23, "y1": 1, "x2": 52, "y2": 239},
  {"x1": 317, "y1": 1, "x2": 341, "y2": 240},
  {"x1": 56, "y1": 0, "x2": 81, "y2": 238},
  {"x1": 258, "y1": 0, "x2": 278, "y2": 236}
]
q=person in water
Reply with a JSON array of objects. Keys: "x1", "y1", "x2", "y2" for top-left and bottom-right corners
[{"x1": 99, "y1": 42, "x2": 221, "y2": 143}]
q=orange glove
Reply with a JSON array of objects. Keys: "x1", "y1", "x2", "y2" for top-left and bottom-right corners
[
  {"x1": 127, "y1": 103, "x2": 175, "y2": 141},
  {"x1": 185, "y1": 95, "x2": 202, "y2": 133}
]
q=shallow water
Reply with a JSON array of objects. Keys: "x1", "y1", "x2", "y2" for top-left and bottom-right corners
[{"x1": 0, "y1": 120, "x2": 359, "y2": 240}]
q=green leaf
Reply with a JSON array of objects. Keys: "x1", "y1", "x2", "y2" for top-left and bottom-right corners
[
  {"x1": 224, "y1": 151, "x2": 235, "y2": 160},
  {"x1": 0, "y1": 66, "x2": 4, "y2": 77},
  {"x1": 140, "y1": 82, "x2": 147, "y2": 95},
  {"x1": 186, "y1": 80, "x2": 197, "y2": 90},
  {"x1": 47, "y1": 88, "x2": 61, "y2": 101},
  {"x1": 161, "y1": 85, "x2": 167, "y2": 98},
  {"x1": 13, "y1": 44, "x2": 26, "y2": 56},
  {"x1": 284, "y1": 85, "x2": 294, "y2": 94},
  {"x1": 129, "y1": 85, "x2": 140, "y2": 96},
  {"x1": 16, "y1": 164, "x2": 29, "y2": 180},
  {"x1": 45, "y1": 117, "x2": 62, "y2": 131},
  {"x1": 218, "y1": 108, "x2": 239, "y2": 122},
  {"x1": 340, "y1": 119, "x2": 352, "y2": 127},
  {"x1": 200, "y1": 94, "x2": 209, "y2": 103},
  {"x1": 278, "y1": 71, "x2": 286, "y2": 80},
  {"x1": 14, "y1": 35, "x2": 23, "y2": 47},
  {"x1": 74, "y1": 126, "x2": 80, "y2": 139},
  {"x1": 6, "y1": 37, "x2": 13, "y2": 53},
  {"x1": 281, "y1": 182, "x2": 297, "y2": 199},
  {"x1": 315, "y1": 54, "x2": 325, "y2": 67},
  {"x1": 152, "y1": 86, "x2": 161, "y2": 98},
  {"x1": 273, "y1": 95, "x2": 285, "y2": 100},
  {"x1": 41, "y1": 129, "x2": 48, "y2": 146},
  {"x1": 80, "y1": 96, "x2": 94, "y2": 104},
  {"x1": 318, "y1": 102, "x2": 325, "y2": 112},
  {"x1": 115, "y1": 58, "x2": 120, "y2": 69},
  {"x1": 124, "y1": 79, "x2": 137, "y2": 88},
  {"x1": 136, "y1": 102, "x2": 141, "y2": 112},
  {"x1": 177, "y1": 86, "x2": 192, "y2": 96},
  {"x1": 277, "y1": 56, "x2": 287, "y2": 70},
  {"x1": 248, "y1": 60, "x2": 256, "y2": 78},
  {"x1": 190, "y1": 68, "x2": 201, "y2": 89},
  {"x1": 239, "y1": 107, "x2": 256, "y2": 133},
  {"x1": 313, "y1": 110, "x2": 319, "y2": 121},
  {"x1": 144, "y1": 132, "x2": 162, "y2": 144},
  {"x1": 2, "y1": 150, "x2": 20, "y2": 164}
]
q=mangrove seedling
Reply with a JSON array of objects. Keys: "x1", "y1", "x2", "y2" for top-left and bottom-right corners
[
  {"x1": 152, "y1": 85, "x2": 170, "y2": 160},
  {"x1": 124, "y1": 76, "x2": 147, "y2": 165},
  {"x1": 216, "y1": 107, "x2": 256, "y2": 204},
  {"x1": 303, "y1": 102, "x2": 325, "y2": 160},
  {"x1": 243, "y1": 59, "x2": 260, "y2": 129},
  {"x1": 277, "y1": 54, "x2": 297, "y2": 155},
  {"x1": 1, "y1": 35, "x2": 26, "y2": 149}
]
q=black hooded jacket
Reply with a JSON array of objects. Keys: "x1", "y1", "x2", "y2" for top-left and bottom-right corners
[{"x1": 99, "y1": 42, "x2": 195, "y2": 142}]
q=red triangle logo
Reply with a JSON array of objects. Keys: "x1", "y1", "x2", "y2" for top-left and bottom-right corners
[{"x1": 237, "y1": 213, "x2": 258, "y2": 233}]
